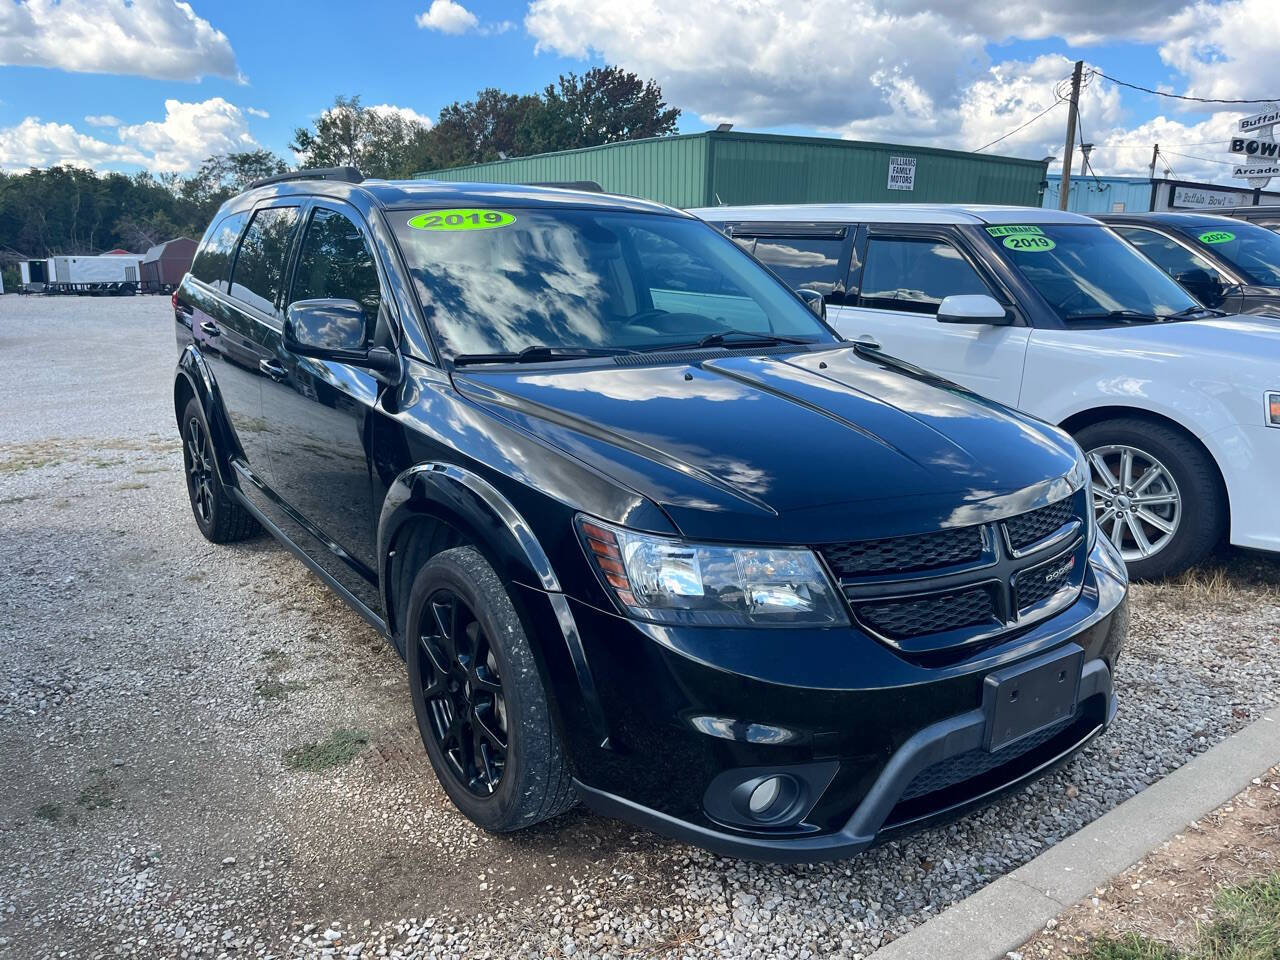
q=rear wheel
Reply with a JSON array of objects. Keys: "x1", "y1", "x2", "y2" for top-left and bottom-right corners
[
  {"x1": 180, "y1": 397, "x2": 259, "y2": 543},
  {"x1": 1074, "y1": 417, "x2": 1225, "y2": 580},
  {"x1": 406, "y1": 546, "x2": 574, "y2": 832}
]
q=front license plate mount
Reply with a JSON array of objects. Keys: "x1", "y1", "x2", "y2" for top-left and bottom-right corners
[{"x1": 982, "y1": 643, "x2": 1084, "y2": 752}]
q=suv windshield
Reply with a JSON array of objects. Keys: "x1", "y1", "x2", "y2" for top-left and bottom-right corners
[
  {"x1": 1180, "y1": 218, "x2": 1280, "y2": 286},
  {"x1": 981, "y1": 223, "x2": 1200, "y2": 322},
  {"x1": 392, "y1": 208, "x2": 836, "y2": 359}
]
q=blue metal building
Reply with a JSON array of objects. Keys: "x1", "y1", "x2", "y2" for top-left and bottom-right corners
[{"x1": 1043, "y1": 174, "x2": 1280, "y2": 213}]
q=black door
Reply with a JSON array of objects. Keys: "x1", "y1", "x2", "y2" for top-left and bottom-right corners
[{"x1": 261, "y1": 201, "x2": 387, "y2": 612}]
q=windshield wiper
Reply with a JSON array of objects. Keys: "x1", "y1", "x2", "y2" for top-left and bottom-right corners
[
  {"x1": 1062, "y1": 309, "x2": 1163, "y2": 324},
  {"x1": 452, "y1": 344, "x2": 639, "y2": 366},
  {"x1": 645, "y1": 330, "x2": 812, "y2": 352},
  {"x1": 1163, "y1": 305, "x2": 1226, "y2": 319}
]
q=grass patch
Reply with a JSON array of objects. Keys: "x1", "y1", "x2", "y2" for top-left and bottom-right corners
[
  {"x1": 284, "y1": 728, "x2": 368, "y2": 772},
  {"x1": 33, "y1": 803, "x2": 63, "y2": 822},
  {"x1": 1089, "y1": 873, "x2": 1280, "y2": 960},
  {"x1": 254, "y1": 678, "x2": 305, "y2": 701}
]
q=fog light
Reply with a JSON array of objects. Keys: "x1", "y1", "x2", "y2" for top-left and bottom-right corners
[{"x1": 748, "y1": 777, "x2": 783, "y2": 815}]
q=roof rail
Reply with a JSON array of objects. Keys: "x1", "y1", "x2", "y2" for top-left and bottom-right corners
[
  {"x1": 528, "y1": 180, "x2": 604, "y2": 192},
  {"x1": 248, "y1": 166, "x2": 365, "y2": 189}
]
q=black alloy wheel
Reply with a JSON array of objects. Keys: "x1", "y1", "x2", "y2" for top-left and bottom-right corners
[
  {"x1": 184, "y1": 415, "x2": 216, "y2": 527},
  {"x1": 404, "y1": 546, "x2": 575, "y2": 832},
  {"x1": 417, "y1": 588, "x2": 508, "y2": 796}
]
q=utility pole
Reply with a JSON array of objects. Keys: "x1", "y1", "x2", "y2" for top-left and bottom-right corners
[
  {"x1": 1149, "y1": 143, "x2": 1160, "y2": 179},
  {"x1": 1058, "y1": 59, "x2": 1084, "y2": 211}
]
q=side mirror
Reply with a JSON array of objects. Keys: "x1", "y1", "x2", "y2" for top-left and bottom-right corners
[
  {"x1": 1174, "y1": 268, "x2": 1223, "y2": 306},
  {"x1": 796, "y1": 288, "x2": 826, "y2": 320},
  {"x1": 284, "y1": 298, "x2": 400, "y2": 378},
  {"x1": 936, "y1": 294, "x2": 1011, "y2": 326}
]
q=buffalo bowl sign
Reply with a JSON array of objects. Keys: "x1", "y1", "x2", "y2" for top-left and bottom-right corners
[{"x1": 1229, "y1": 104, "x2": 1279, "y2": 188}]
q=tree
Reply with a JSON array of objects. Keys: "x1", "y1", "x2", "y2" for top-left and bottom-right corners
[
  {"x1": 519, "y1": 67, "x2": 681, "y2": 154},
  {"x1": 429, "y1": 89, "x2": 543, "y2": 168},
  {"x1": 291, "y1": 95, "x2": 433, "y2": 179}
]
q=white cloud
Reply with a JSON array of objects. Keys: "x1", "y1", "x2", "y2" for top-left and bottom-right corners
[
  {"x1": 416, "y1": 0, "x2": 479, "y2": 34},
  {"x1": 246, "y1": 107, "x2": 270, "y2": 118},
  {"x1": 1, "y1": 98, "x2": 262, "y2": 174},
  {"x1": 1154, "y1": 0, "x2": 1280, "y2": 106},
  {"x1": 117, "y1": 98, "x2": 259, "y2": 173},
  {"x1": 84, "y1": 114, "x2": 122, "y2": 127},
  {"x1": 367, "y1": 104, "x2": 434, "y2": 128},
  {"x1": 0, "y1": 0, "x2": 239, "y2": 82},
  {"x1": 0, "y1": 118, "x2": 147, "y2": 171}
]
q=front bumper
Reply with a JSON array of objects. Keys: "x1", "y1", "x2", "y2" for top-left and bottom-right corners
[{"x1": 556, "y1": 537, "x2": 1129, "y2": 863}]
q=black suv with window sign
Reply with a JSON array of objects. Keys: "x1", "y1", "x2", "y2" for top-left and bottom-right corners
[
  {"x1": 173, "y1": 171, "x2": 1128, "y2": 862},
  {"x1": 1099, "y1": 212, "x2": 1280, "y2": 316}
]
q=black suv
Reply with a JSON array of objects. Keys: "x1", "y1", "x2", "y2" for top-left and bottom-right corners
[
  {"x1": 173, "y1": 169, "x2": 1128, "y2": 862},
  {"x1": 1100, "y1": 212, "x2": 1280, "y2": 316}
]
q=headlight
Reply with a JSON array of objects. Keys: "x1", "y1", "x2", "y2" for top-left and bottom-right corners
[
  {"x1": 1070, "y1": 440, "x2": 1097, "y2": 549},
  {"x1": 577, "y1": 516, "x2": 849, "y2": 628},
  {"x1": 1267, "y1": 391, "x2": 1280, "y2": 428}
]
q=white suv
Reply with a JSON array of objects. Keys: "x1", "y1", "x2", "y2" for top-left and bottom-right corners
[{"x1": 692, "y1": 204, "x2": 1280, "y2": 579}]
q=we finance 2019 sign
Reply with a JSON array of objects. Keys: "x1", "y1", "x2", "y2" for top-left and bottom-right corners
[{"x1": 1229, "y1": 103, "x2": 1280, "y2": 188}]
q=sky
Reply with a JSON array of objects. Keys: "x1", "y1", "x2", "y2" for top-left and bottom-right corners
[{"x1": 0, "y1": 0, "x2": 1277, "y2": 185}]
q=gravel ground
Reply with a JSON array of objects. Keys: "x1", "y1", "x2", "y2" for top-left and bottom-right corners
[{"x1": 2, "y1": 295, "x2": 1278, "y2": 960}]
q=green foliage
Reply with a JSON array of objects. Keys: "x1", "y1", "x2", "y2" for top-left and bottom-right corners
[
  {"x1": 284, "y1": 728, "x2": 368, "y2": 772},
  {"x1": 1087, "y1": 872, "x2": 1280, "y2": 960}
]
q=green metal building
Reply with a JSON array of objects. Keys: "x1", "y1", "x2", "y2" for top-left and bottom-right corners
[{"x1": 415, "y1": 130, "x2": 1049, "y2": 208}]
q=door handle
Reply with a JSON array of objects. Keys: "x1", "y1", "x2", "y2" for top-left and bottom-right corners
[
  {"x1": 258, "y1": 358, "x2": 288, "y2": 382},
  {"x1": 198, "y1": 320, "x2": 220, "y2": 337},
  {"x1": 855, "y1": 335, "x2": 881, "y2": 350}
]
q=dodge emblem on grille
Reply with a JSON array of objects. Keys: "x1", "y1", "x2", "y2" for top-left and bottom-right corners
[{"x1": 1043, "y1": 555, "x2": 1075, "y2": 586}]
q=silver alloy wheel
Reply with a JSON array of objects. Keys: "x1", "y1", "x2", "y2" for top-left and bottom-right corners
[{"x1": 1086, "y1": 443, "x2": 1182, "y2": 562}]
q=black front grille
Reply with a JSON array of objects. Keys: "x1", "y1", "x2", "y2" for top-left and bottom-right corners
[
  {"x1": 899, "y1": 713, "x2": 1075, "y2": 802},
  {"x1": 1015, "y1": 550, "x2": 1078, "y2": 612},
  {"x1": 859, "y1": 586, "x2": 995, "y2": 640},
  {"x1": 1004, "y1": 497, "x2": 1074, "y2": 551},
  {"x1": 821, "y1": 526, "x2": 983, "y2": 579}
]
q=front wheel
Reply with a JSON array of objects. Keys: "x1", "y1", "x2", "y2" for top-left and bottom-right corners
[
  {"x1": 405, "y1": 546, "x2": 575, "y2": 832},
  {"x1": 1074, "y1": 418, "x2": 1225, "y2": 580}
]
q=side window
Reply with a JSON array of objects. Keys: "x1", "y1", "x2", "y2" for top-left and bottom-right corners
[
  {"x1": 190, "y1": 211, "x2": 249, "y2": 290},
  {"x1": 1111, "y1": 227, "x2": 1225, "y2": 285},
  {"x1": 229, "y1": 206, "x2": 301, "y2": 314},
  {"x1": 289, "y1": 207, "x2": 382, "y2": 327},
  {"x1": 751, "y1": 236, "x2": 846, "y2": 297},
  {"x1": 859, "y1": 237, "x2": 990, "y2": 314}
]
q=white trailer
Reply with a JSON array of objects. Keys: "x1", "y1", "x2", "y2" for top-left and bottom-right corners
[{"x1": 45, "y1": 253, "x2": 144, "y2": 295}]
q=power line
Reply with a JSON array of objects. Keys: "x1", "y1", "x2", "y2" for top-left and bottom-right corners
[
  {"x1": 972, "y1": 96, "x2": 1064, "y2": 154},
  {"x1": 1091, "y1": 70, "x2": 1280, "y2": 105},
  {"x1": 1160, "y1": 148, "x2": 1237, "y2": 166}
]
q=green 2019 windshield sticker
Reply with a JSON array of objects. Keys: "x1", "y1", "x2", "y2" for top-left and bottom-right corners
[
  {"x1": 1002, "y1": 233, "x2": 1056, "y2": 252},
  {"x1": 1198, "y1": 230, "x2": 1235, "y2": 245},
  {"x1": 985, "y1": 224, "x2": 1045, "y2": 238},
  {"x1": 408, "y1": 209, "x2": 516, "y2": 231}
]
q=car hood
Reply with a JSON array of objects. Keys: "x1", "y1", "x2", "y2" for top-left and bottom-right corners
[
  {"x1": 455, "y1": 346, "x2": 1081, "y2": 544},
  {"x1": 1041, "y1": 313, "x2": 1280, "y2": 358}
]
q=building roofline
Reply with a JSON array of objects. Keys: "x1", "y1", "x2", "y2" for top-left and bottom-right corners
[{"x1": 414, "y1": 129, "x2": 1047, "y2": 179}]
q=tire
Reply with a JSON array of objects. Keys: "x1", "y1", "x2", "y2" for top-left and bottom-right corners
[
  {"x1": 1074, "y1": 417, "x2": 1225, "y2": 580},
  {"x1": 180, "y1": 397, "x2": 260, "y2": 544},
  {"x1": 405, "y1": 545, "x2": 575, "y2": 832}
]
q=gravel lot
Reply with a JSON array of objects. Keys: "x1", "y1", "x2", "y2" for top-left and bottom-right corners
[{"x1": 2, "y1": 295, "x2": 1278, "y2": 960}]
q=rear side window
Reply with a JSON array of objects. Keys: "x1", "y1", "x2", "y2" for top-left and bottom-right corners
[
  {"x1": 229, "y1": 206, "x2": 301, "y2": 315},
  {"x1": 289, "y1": 207, "x2": 382, "y2": 327},
  {"x1": 1111, "y1": 226, "x2": 1227, "y2": 286},
  {"x1": 190, "y1": 212, "x2": 249, "y2": 290},
  {"x1": 859, "y1": 237, "x2": 990, "y2": 314},
  {"x1": 751, "y1": 236, "x2": 846, "y2": 297}
]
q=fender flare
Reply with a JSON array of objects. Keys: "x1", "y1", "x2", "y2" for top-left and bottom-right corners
[
  {"x1": 173, "y1": 345, "x2": 239, "y2": 488},
  {"x1": 377, "y1": 462, "x2": 609, "y2": 745}
]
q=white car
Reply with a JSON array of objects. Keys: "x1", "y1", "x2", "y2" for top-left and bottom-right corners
[{"x1": 692, "y1": 204, "x2": 1280, "y2": 579}]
